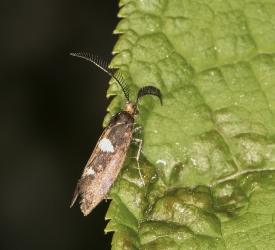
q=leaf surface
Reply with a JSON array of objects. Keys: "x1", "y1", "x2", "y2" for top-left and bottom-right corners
[{"x1": 105, "y1": 0, "x2": 275, "y2": 249}]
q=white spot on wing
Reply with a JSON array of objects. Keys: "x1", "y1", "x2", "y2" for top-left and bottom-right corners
[
  {"x1": 98, "y1": 138, "x2": 114, "y2": 153},
  {"x1": 83, "y1": 167, "x2": 95, "y2": 176}
]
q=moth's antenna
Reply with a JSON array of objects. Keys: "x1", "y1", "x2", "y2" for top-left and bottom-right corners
[
  {"x1": 136, "y1": 86, "x2": 163, "y2": 105},
  {"x1": 70, "y1": 52, "x2": 130, "y2": 101}
]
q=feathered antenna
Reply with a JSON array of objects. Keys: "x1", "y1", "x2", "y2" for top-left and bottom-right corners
[
  {"x1": 136, "y1": 86, "x2": 163, "y2": 105},
  {"x1": 70, "y1": 53, "x2": 130, "y2": 101}
]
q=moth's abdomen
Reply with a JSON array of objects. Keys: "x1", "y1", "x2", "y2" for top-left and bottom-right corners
[
  {"x1": 79, "y1": 153, "x2": 128, "y2": 215},
  {"x1": 71, "y1": 112, "x2": 134, "y2": 216}
]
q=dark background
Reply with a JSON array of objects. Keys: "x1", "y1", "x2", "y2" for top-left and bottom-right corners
[{"x1": 1, "y1": 0, "x2": 120, "y2": 249}]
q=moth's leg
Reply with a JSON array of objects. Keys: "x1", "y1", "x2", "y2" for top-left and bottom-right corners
[
  {"x1": 133, "y1": 125, "x2": 142, "y2": 136},
  {"x1": 131, "y1": 125, "x2": 143, "y2": 159},
  {"x1": 131, "y1": 138, "x2": 144, "y2": 185},
  {"x1": 132, "y1": 125, "x2": 144, "y2": 154},
  {"x1": 131, "y1": 126, "x2": 145, "y2": 185},
  {"x1": 131, "y1": 138, "x2": 142, "y2": 162}
]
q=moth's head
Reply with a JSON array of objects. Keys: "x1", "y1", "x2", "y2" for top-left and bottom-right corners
[{"x1": 123, "y1": 101, "x2": 139, "y2": 116}]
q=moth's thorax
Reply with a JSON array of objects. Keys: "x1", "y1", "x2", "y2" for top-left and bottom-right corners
[
  {"x1": 113, "y1": 111, "x2": 134, "y2": 125},
  {"x1": 123, "y1": 101, "x2": 139, "y2": 116}
]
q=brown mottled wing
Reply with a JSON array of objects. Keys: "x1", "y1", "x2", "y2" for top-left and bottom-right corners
[{"x1": 70, "y1": 111, "x2": 134, "y2": 216}]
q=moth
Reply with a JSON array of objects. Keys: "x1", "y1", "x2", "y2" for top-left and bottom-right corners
[{"x1": 70, "y1": 53, "x2": 163, "y2": 216}]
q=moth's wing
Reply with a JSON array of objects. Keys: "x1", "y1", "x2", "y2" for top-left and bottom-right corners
[
  {"x1": 70, "y1": 127, "x2": 113, "y2": 210},
  {"x1": 71, "y1": 112, "x2": 134, "y2": 216},
  {"x1": 69, "y1": 128, "x2": 109, "y2": 209}
]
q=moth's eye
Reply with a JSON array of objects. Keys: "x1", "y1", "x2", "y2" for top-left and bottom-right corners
[{"x1": 134, "y1": 108, "x2": 139, "y2": 115}]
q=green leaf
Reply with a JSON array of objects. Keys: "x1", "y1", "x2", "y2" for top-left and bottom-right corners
[{"x1": 105, "y1": 0, "x2": 275, "y2": 249}]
